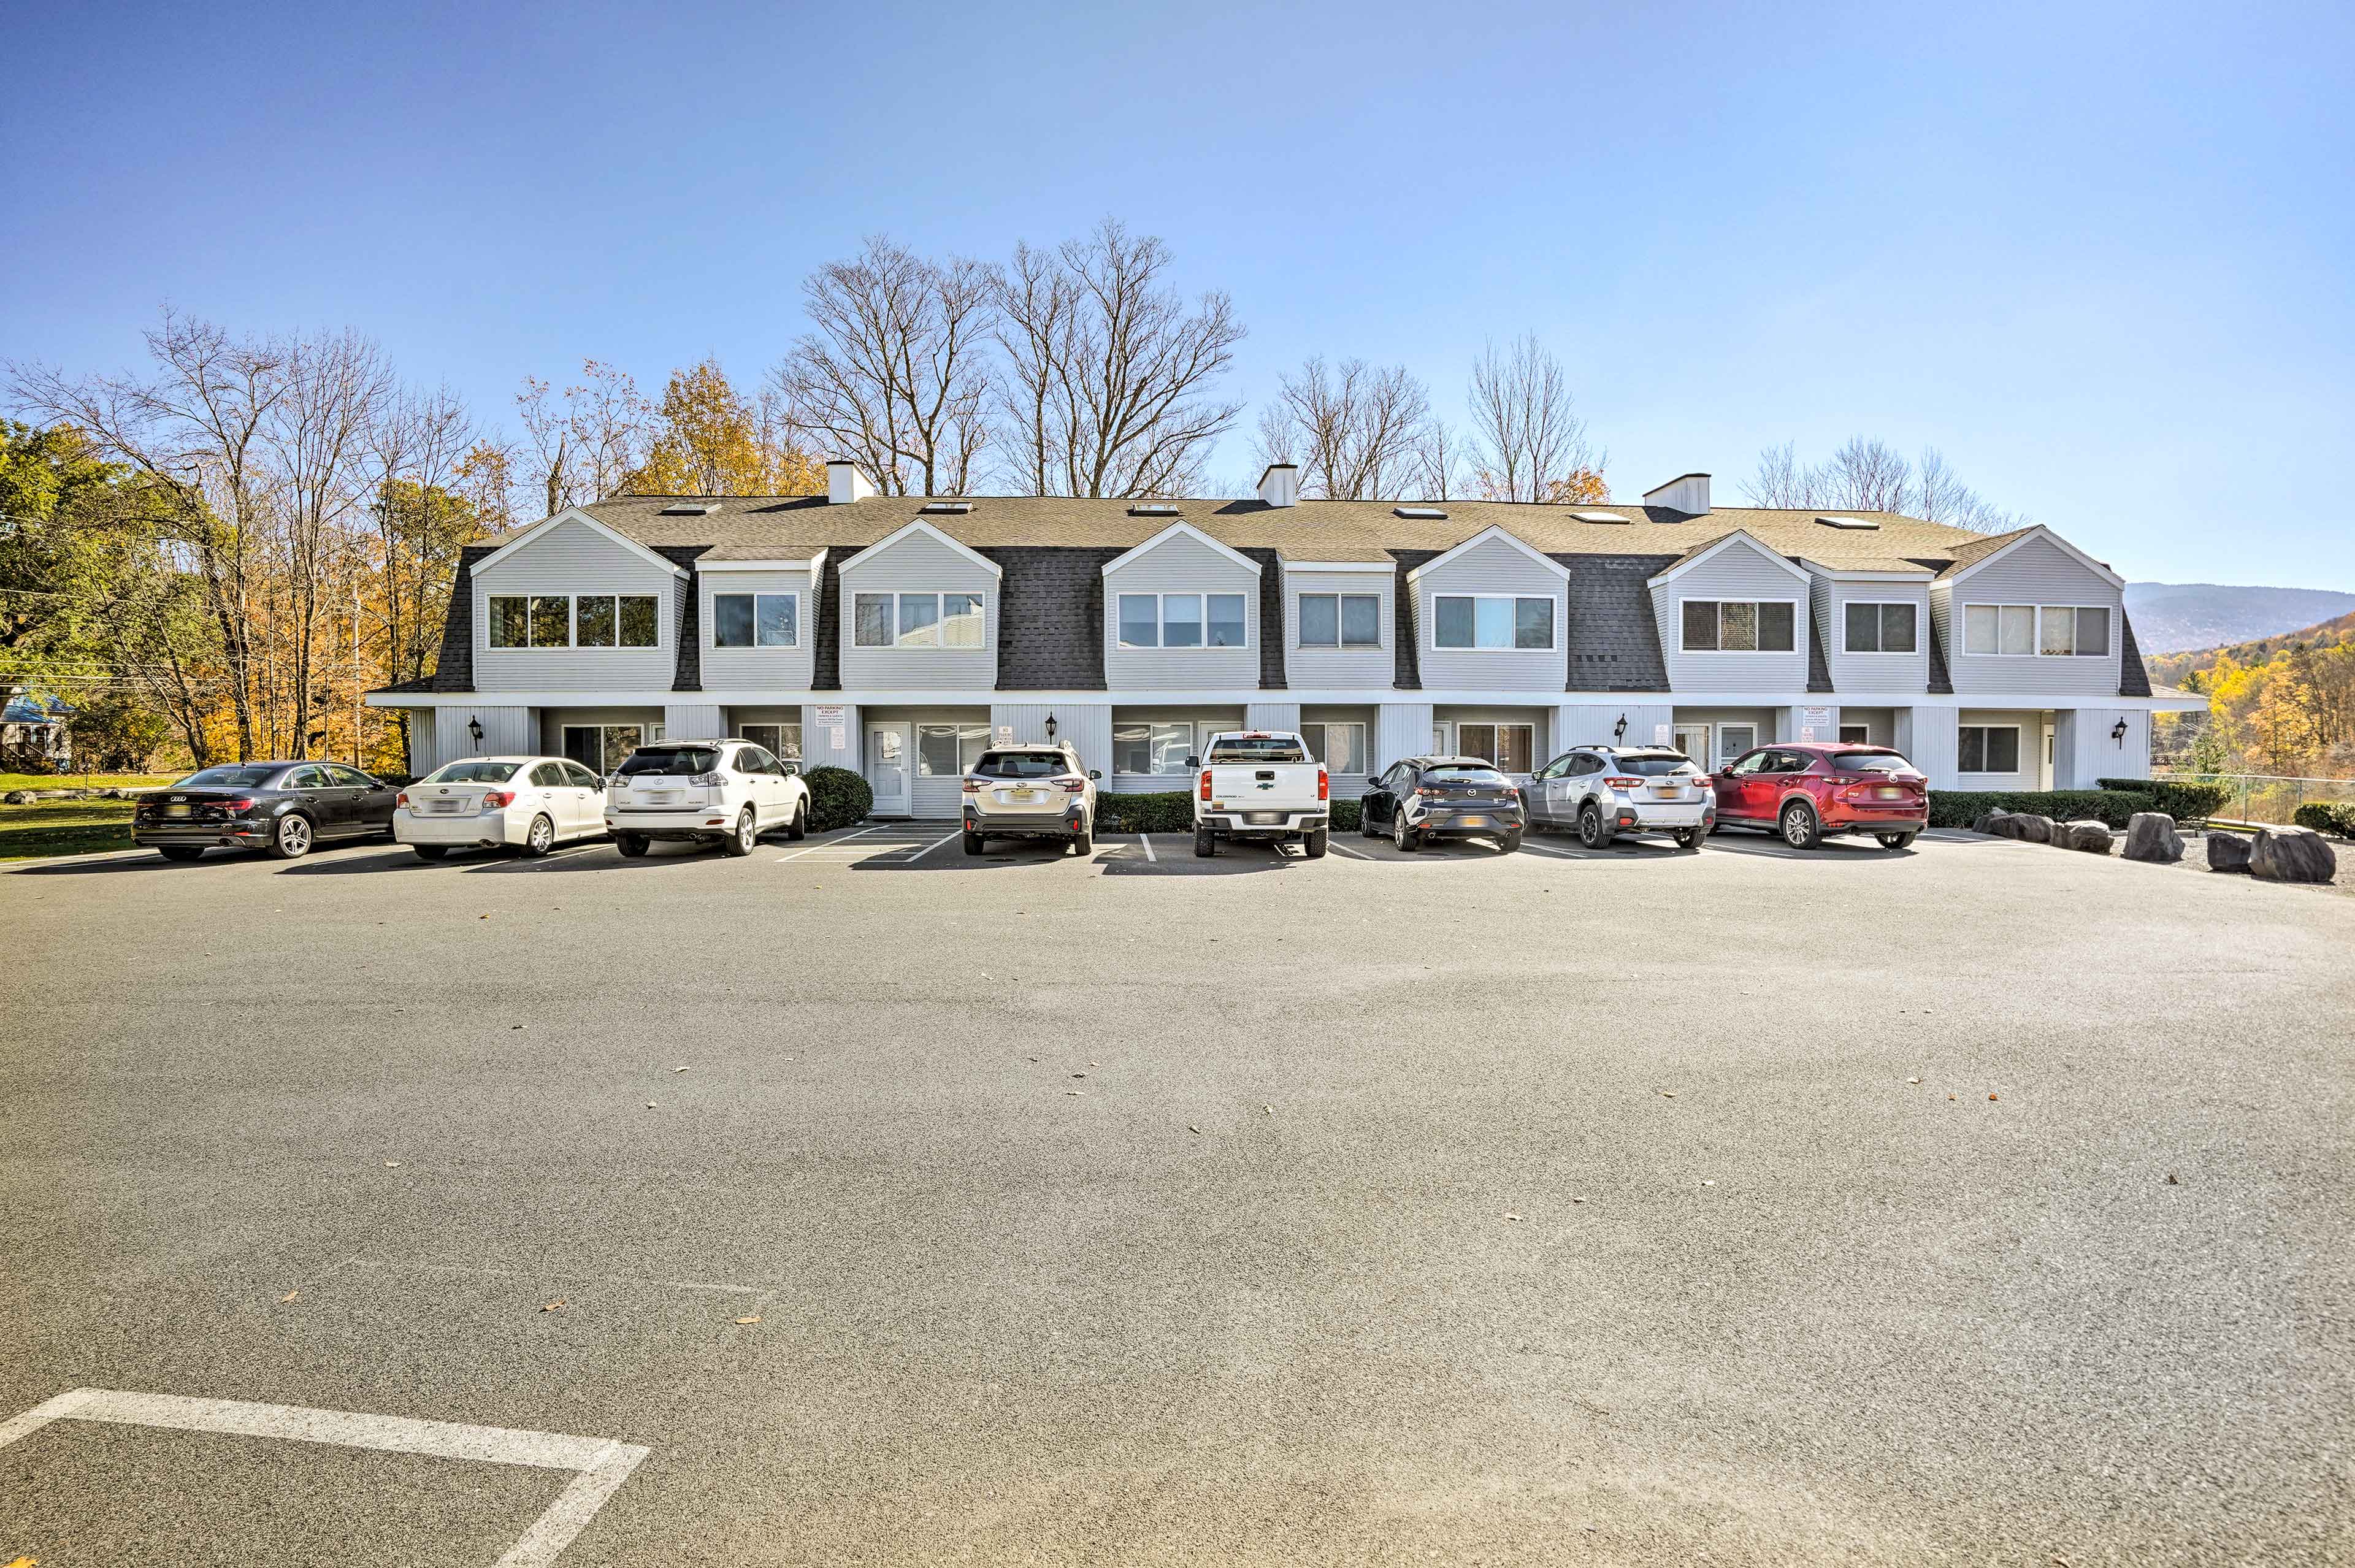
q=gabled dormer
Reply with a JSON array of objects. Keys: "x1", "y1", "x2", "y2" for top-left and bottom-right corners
[
  {"x1": 1101, "y1": 520, "x2": 1262, "y2": 690},
  {"x1": 1930, "y1": 525, "x2": 2127, "y2": 698},
  {"x1": 1647, "y1": 529, "x2": 1811, "y2": 694},
  {"x1": 470, "y1": 508, "x2": 685, "y2": 694},
  {"x1": 835, "y1": 518, "x2": 1001, "y2": 690},
  {"x1": 1405, "y1": 524, "x2": 1570, "y2": 692}
]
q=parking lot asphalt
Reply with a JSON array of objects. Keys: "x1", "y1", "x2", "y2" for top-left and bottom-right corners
[{"x1": 2, "y1": 824, "x2": 2351, "y2": 1566}]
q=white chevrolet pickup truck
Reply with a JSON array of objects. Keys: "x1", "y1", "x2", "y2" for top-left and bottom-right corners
[{"x1": 1190, "y1": 730, "x2": 1330, "y2": 859}]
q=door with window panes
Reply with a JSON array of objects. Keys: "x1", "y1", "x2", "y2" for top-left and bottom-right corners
[{"x1": 1455, "y1": 722, "x2": 1535, "y2": 774}]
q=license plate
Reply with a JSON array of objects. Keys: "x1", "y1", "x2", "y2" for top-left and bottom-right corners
[
  {"x1": 640, "y1": 791, "x2": 680, "y2": 806},
  {"x1": 1877, "y1": 787, "x2": 1903, "y2": 800},
  {"x1": 1244, "y1": 811, "x2": 1282, "y2": 825},
  {"x1": 164, "y1": 804, "x2": 191, "y2": 818},
  {"x1": 430, "y1": 800, "x2": 465, "y2": 814},
  {"x1": 1457, "y1": 814, "x2": 1491, "y2": 828}
]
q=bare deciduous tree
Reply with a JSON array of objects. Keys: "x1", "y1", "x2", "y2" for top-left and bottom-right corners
[
  {"x1": 1410, "y1": 418, "x2": 1471, "y2": 502},
  {"x1": 1252, "y1": 356, "x2": 1431, "y2": 500},
  {"x1": 1742, "y1": 438, "x2": 2023, "y2": 532},
  {"x1": 516, "y1": 361, "x2": 652, "y2": 514},
  {"x1": 1466, "y1": 334, "x2": 1604, "y2": 503},
  {"x1": 773, "y1": 235, "x2": 994, "y2": 496},
  {"x1": 993, "y1": 218, "x2": 1244, "y2": 497}
]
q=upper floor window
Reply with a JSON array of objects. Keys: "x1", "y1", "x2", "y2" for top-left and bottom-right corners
[
  {"x1": 1842, "y1": 602, "x2": 1918, "y2": 654},
  {"x1": 855, "y1": 591, "x2": 985, "y2": 649},
  {"x1": 1682, "y1": 599, "x2": 1796, "y2": 652},
  {"x1": 1433, "y1": 594, "x2": 1553, "y2": 651},
  {"x1": 1962, "y1": 603, "x2": 2109, "y2": 657},
  {"x1": 1117, "y1": 592, "x2": 1247, "y2": 649},
  {"x1": 714, "y1": 592, "x2": 798, "y2": 648},
  {"x1": 489, "y1": 594, "x2": 657, "y2": 649},
  {"x1": 1299, "y1": 593, "x2": 1380, "y2": 648}
]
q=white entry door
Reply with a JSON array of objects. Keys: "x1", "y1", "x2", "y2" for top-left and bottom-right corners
[{"x1": 866, "y1": 723, "x2": 912, "y2": 816}]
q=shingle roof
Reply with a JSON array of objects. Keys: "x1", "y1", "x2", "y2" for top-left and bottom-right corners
[
  {"x1": 1930, "y1": 526, "x2": 2039, "y2": 578},
  {"x1": 985, "y1": 548, "x2": 1117, "y2": 689},
  {"x1": 1806, "y1": 616, "x2": 1834, "y2": 694},
  {"x1": 2118, "y1": 612, "x2": 2152, "y2": 698},
  {"x1": 1557, "y1": 554, "x2": 1675, "y2": 692}
]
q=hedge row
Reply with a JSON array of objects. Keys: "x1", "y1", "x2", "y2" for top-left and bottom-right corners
[
  {"x1": 2096, "y1": 777, "x2": 2231, "y2": 821},
  {"x1": 1929, "y1": 789, "x2": 2156, "y2": 830},
  {"x1": 1090, "y1": 791, "x2": 1361, "y2": 835},
  {"x1": 803, "y1": 765, "x2": 874, "y2": 833},
  {"x1": 2292, "y1": 801, "x2": 2355, "y2": 838}
]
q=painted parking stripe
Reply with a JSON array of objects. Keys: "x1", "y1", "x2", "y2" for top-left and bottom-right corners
[
  {"x1": 906, "y1": 832, "x2": 962, "y2": 860},
  {"x1": 1328, "y1": 841, "x2": 1374, "y2": 860},
  {"x1": 0, "y1": 1386, "x2": 649, "y2": 1567},
  {"x1": 1138, "y1": 834, "x2": 1155, "y2": 863},
  {"x1": 776, "y1": 825, "x2": 889, "y2": 861}
]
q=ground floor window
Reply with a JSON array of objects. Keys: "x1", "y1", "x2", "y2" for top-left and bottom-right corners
[
  {"x1": 1839, "y1": 724, "x2": 1870, "y2": 744},
  {"x1": 1959, "y1": 725, "x2": 2021, "y2": 773},
  {"x1": 1113, "y1": 721, "x2": 1198, "y2": 774},
  {"x1": 738, "y1": 722, "x2": 801, "y2": 760},
  {"x1": 562, "y1": 723, "x2": 656, "y2": 773},
  {"x1": 917, "y1": 722, "x2": 991, "y2": 778},
  {"x1": 1301, "y1": 722, "x2": 1368, "y2": 775},
  {"x1": 1455, "y1": 722, "x2": 1534, "y2": 773}
]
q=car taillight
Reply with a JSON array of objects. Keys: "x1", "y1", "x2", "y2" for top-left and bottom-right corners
[
  {"x1": 224, "y1": 797, "x2": 255, "y2": 812},
  {"x1": 1604, "y1": 777, "x2": 1642, "y2": 789},
  {"x1": 1198, "y1": 770, "x2": 1213, "y2": 803},
  {"x1": 396, "y1": 790, "x2": 409, "y2": 807},
  {"x1": 1051, "y1": 774, "x2": 1086, "y2": 791},
  {"x1": 1416, "y1": 785, "x2": 1438, "y2": 797},
  {"x1": 483, "y1": 789, "x2": 515, "y2": 808},
  {"x1": 689, "y1": 771, "x2": 726, "y2": 787},
  {"x1": 1317, "y1": 768, "x2": 1328, "y2": 801}
]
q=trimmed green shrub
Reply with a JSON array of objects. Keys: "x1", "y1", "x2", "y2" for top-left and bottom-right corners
[
  {"x1": 1933, "y1": 788, "x2": 2156, "y2": 830},
  {"x1": 803, "y1": 765, "x2": 873, "y2": 832},
  {"x1": 2292, "y1": 801, "x2": 2355, "y2": 838},
  {"x1": 2098, "y1": 777, "x2": 2231, "y2": 822},
  {"x1": 1089, "y1": 791, "x2": 1360, "y2": 835}
]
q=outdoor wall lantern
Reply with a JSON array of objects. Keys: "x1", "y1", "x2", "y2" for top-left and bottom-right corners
[
  {"x1": 2112, "y1": 719, "x2": 2129, "y2": 746},
  {"x1": 1044, "y1": 713, "x2": 1057, "y2": 740},
  {"x1": 467, "y1": 716, "x2": 484, "y2": 746},
  {"x1": 1613, "y1": 713, "x2": 1628, "y2": 742}
]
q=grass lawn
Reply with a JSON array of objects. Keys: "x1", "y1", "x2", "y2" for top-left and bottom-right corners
[
  {"x1": 0, "y1": 771, "x2": 175, "y2": 793},
  {"x1": 0, "y1": 796, "x2": 140, "y2": 860}
]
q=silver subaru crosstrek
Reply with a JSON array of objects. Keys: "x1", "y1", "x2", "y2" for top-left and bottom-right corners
[{"x1": 1527, "y1": 744, "x2": 1712, "y2": 850}]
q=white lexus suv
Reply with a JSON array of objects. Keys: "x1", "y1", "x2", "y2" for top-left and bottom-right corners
[{"x1": 605, "y1": 738, "x2": 810, "y2": 858}]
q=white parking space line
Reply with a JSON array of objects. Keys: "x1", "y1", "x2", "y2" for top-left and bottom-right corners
[
  {"x1": 0, "y1": 1386, "x2": 649, "y2": 1567},
  {"x1": 776, "y1": 825, "x2": 888, "y2": 862},
  {"x1": 1328, "y1": 841, "x2": 1374, "y2": 860},
  {"x1": 1138, "y1": 834, "x2": 1156, "y2": 862},
  {"x1": 908, "y1": 832, "x2": 962, "y2": 861},
  {"x1": 1516, "y1": 842, "x2": 1585, "y2": 859}
]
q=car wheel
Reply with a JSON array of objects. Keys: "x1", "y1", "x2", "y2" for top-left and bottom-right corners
[
  {"x1": 1360, "y1": 807, "x2": 1380, "y2": 839},
  {"x1": 1578, "y1": 804, "x2": 1612, "y2": 850},
  {"x1": 266, "y1": 813, "x2": 314, "y2": 860},
  {"x1": 1877, "y1": 831, "x2": 1917, "y2": 851},
  {"x1": 1193, "y1": 827, "x2": 1218, "y2": 858},
  {"x1": 157, "y1": 845, "x2": 204, "y2": 863},
  {"x1": 520, "y1": 814, "x2": 556, "y2": 857},
  {"x1": 1303, "y1": 827, "x2": 1328, "y2": 859},
  {"x1": 784, "y1": 801, "x2": 808, "y2": 841},
  {"x1": 1071, "y1": 821, "x2": 1093, "y2": 855},
  {"x1": 615, "y1": 832, "x2": 650, "y2": 858},
  {"x1": 963, "y1": 830, "x2": 985, "y2": 856},
  {"x1": 1780, "y1": 800, "x2": 1822, "y2": 849},
  {"x1": 413, "y1": 844, "x2": 450, "y2": 862},
  {"x1": 720, "y1": 806, "x2": 757, "y2": 857},
  {"x1": 1393, "y1": 811, "x2": 1419, "y2": 853},
  {"x1": 1674, "y1": 828, "x2": 1702, "y2": 851},
  {"x1": 1499, "y1": 830, "x2": 1522, "y2": 854}
]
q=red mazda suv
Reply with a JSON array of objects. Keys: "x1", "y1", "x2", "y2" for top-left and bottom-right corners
[{"x1": 1709, "y1": 743, "x2": 1929, "y2": 850}]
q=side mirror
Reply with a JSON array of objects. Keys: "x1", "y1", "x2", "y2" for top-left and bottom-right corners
[
  {"x1": 1184, "y1": 755, "x2": 1200, "y2": 770},
  {"x1": 781, "y1": 761, "x2": 800, "y2": 776},
  {"x1": 1086, "y1": 770, "x2": 1101, "y2": 781}
]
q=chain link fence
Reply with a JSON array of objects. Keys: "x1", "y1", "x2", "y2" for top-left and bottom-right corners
[{"x1": 2155, "y1": 772, "x2": 2355, "y2": 825}]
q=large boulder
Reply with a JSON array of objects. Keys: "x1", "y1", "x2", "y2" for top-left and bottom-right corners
[
  {"x1": 2123, "y1": 812, "x2": 2185, "y2": 865},
  {"x1": 2251, "y1": 824, "x2": 2338, "y2": 884},
  {"x1": 2058, "y1": 819, "x2": 2113, "y2": 854},
  {"x1": 2013, "y1": 814, "x2": 2056, "y2": 844},
  {"x1": 2207, "y1": 832, "x2": 2253, "y2": 873},
  {"x1": 1972, "y1": 812, "x2": 2002, "y2": 835}
]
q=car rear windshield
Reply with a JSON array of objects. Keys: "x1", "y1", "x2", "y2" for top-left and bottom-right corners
[
  {"x1": 424, "y1": 760, "x2": 521, "y2": 784},
  {"x1": 972, "y1": 751, "x2": 1066, "y2": 778},
  {"x1": 176, "y1": 765, "x2": 283, "y2": 788},
  {"x1": 1206, "y1": 736, "x2": 1309, "y2": 763},
  {"x1": 617, "y1": 747, "x2": 721, "y2": 778},
  {"x1": 1608, "y1": 755, "x2": 1692, "y2": 776},
  {"x1": 1830, "y1": 751, "x2": 1913, "y2": 774},
  {"x1": 1425, "y1": 765, "x2": 1508, "y2": 787}
]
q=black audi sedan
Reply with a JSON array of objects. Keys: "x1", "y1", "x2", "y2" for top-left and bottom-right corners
[{"x1": 132, "y1": 762, "x2": 399, "y2": 862}]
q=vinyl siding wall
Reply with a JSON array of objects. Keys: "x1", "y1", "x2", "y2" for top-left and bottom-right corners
[
  {"x1": 1375, "y1": 702, "x2": 1433, "y2": 773},
  {"x1": 1282, "y1": 568, "x2": 1395, "y2": 689},
  {"x1": 2054, "y1": 706, "x2": 2148, "y2": 789},
  {"x1": 1650, "y1": 538, "x2": 1811, "y2": 694},
  {"x1": 700, "y1": 568, "x2": 816, "y2": 692},
  {"x1": 799, "y1": 703, "x2": 862, "y2": 772},
  {"x1": 992, "y1": 703, "x2": 1112, "y2": 779},
  {"x1": 1812, "y1": 573, "x2": 1932, "y2": 694},
  {"x1": 1896, "y1": 706, "x2": 1959, "y2": 787},
  {"x1": 1554, "y1": 702, "x2": 1675, "y2": 756},
  {"x1": 1101, "y1": 534, "x2": 1260, "y2": 690},
  {"x1": 435, "y1": 704, "x2": 536, "y2": 765},
  {"x1": 472, "y1": 520, "x2": 678, "y2": 693},
  {"x1": 1933, "y1": 536, "x2": 2124, "y2": 700},
  {"x1": 837, "y1": 533, "x2": 998, "y2": 690},
  {"x1": 1412, "y1": 537, "x2": 1568, "y2": 692}
]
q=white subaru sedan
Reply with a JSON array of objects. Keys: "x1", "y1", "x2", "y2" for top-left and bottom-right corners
[{"x1": 395, "y1": 755, "x2": 609, "y2": 860}]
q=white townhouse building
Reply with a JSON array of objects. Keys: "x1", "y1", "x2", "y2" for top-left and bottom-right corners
[{"x1": 367, "y1": 462, "x2": 2202, "y2": 812}]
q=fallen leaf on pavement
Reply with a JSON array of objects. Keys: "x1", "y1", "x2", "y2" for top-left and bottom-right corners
[
  {"x1": 672, "y1": 1065, "x2": 689, "y2": 1073},
  {"x1": 646, "y1": 1101, "x2": 657, "y2": 1109},
  {"x1": 383, "y1": 1161, "x2": 401, "y2": 1168},
  {"x1": 1989, "y1": 1093, "x2": 2000, "y2": 1101},
  {"x1": 733, "y1": 1314, "x2": 761, "y2": 1325},
  {"x1": 1908, "y1": 1077, "x2": 1921, "y2": 1085},
  {"x1": 1504, "y1": 1213, "x2": 1522, "y2": 1221},
  {"x1": 1187, "y1": 1125, "x2": 1200, "y2": 1134},
  {"x1": 1065, "y1": 1090, "x2": 1082, "y2": 1096},
  {"x1": 280, "y1": 1290, "x2": 299, "y2": 1303},
  {"x1": 542, "y1": 1299, "x2": 565, "y2": 1312},
  {"x1": 2167, "y1": 1173, "x2": 2179, "y2": 1184},
  {"x1": 1571, "y1": 1196, "x2": 1586, "y2": 1204},
  {"x1": 1702, "y1": 1180, "x2": 1716, "y2": 1187},
  {"x1": 1659, "y1": 1090, "x2": 1676, "y2": 1098}
]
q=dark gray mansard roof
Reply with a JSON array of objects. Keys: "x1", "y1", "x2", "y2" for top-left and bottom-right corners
[{"x1": 397, "y1": 496, "x2": 2149, "y2": 699}]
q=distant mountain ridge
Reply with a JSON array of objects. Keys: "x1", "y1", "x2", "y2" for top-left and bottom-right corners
[
  {"x1": 2124, "y1": 583, "x2": 2355, "y2": 655},
  {"x1": 2145, "y1": 606, "x2": 2355, "y2": 686}
]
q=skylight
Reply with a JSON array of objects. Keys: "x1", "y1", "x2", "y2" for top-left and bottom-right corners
[
  {"x1": 1575, "y1": 511, "x2": 1629, "y2": 524},
  {"x1": 1817, "y1": 515, "x2": 1881, "y2": 529},
  {"x1": 920, "y1": 502, "x2": 971, "y2": 513},
  {"x1": 1394, "y1": 506, "x2": 1448, "y2": 519},
  {"x1": 1129, "y1": 503, "x2": 1181, "y2": 516},
  {"x1": 658, "y1": 501, "x2": 721, "y2": 516}
]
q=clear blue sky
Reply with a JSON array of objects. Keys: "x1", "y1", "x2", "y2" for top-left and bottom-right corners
[{"x1": 7, "y1": 0, "x2": 2349, "y2": 586}]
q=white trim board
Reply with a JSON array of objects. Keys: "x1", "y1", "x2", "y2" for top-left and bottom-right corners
[
  {"x1": 837, "y1": 518, "x2": 1001, "y2": 578},
  {"x1": 1403, "y1": 524, "x2": 1569, "y2": 583},
  {"x1": 1938, "y1": 525, "x2": 2124, "y2": 589},
  {"x1": 0, "y1": 1385, "x2": 649, "y2": 1568},
  {"x1": 470, "y1": 510, "x2": 686, "y2": 580},
  {"x1": 1101, "y1": 521, "x2": 1262, "y2": 576},
  {"x1": 369, "y1": 687, "x2": 2207, "y2": 711},
  {"x1": 1645, "y1": 529, "x2": 1813, "y2": 589}
]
